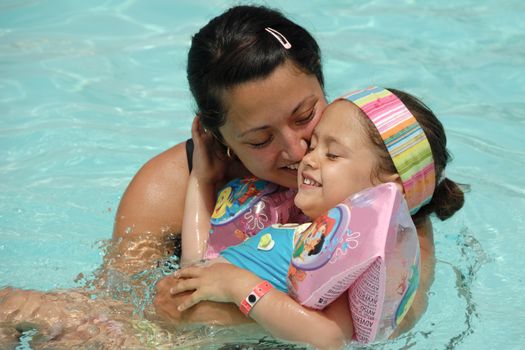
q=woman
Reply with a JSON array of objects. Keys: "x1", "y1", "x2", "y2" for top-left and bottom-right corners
[
  {"x1": 108, "y1": 5, "x2": 326, "y2": 276},
  {"x1": 110, "y1": 0, "x2": 335, "y2": 327}
]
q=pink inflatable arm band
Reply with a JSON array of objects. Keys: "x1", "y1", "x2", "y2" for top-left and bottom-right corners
[
  {"x1": 287, "y1": 183, "x2": 420, "y2": 343},
  {"x1": 207, "y1": 178, "x2": 420, "y2": 344}
]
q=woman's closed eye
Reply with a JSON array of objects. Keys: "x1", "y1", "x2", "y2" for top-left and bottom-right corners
[
  {"x1": 295, "y1": 108, "x2": 316, "y2": 126},
  {"x1": 248, "y1": 135, "x2": 274, "y2": 148}
]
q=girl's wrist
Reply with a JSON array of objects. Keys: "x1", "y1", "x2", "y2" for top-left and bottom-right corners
[
  {"x1": 189, "y1": 172, "x2": 215, "y2": 187},
  {"x1": 239, "y1": 281, "x2": 274, "y2": 316},
  {"x1": 226, "y1": 268, "x2": 265, "y2": 306}
]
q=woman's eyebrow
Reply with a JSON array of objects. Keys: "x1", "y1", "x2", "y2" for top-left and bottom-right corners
[{"x1": 237, "y1": 95, "x2": 317, "y2": 138}]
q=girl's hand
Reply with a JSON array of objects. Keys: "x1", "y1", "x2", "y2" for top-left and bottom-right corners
[
  {"x1": 191, "y1": 116, "x2": 227, "y2": 184},
  {"x1": 169, "y1": 263, "x2": 261, "y2": 312},
  {"x1": 165, "y1": 263, "x2": 353, "y2": 349}
]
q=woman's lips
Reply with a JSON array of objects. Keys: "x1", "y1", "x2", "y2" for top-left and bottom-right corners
[{"x1": 282, "y1": 163, "x2": 299, "y2": 171}]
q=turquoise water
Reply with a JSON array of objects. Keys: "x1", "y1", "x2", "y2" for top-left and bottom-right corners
[{"x1": 1, "y1": 0, "x2": 524, "y2": 349}]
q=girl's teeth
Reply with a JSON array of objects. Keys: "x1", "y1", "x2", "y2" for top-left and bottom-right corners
[{"x1": 303, "y1": 178, "x2": 320, "y2": 187}]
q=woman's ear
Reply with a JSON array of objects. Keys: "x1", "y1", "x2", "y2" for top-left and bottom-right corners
[{"x1": 382, "y1": 173, "x2": 404, "y2": 194}]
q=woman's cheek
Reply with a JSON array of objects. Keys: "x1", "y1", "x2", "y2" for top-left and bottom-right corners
[{"x1": 245, "y1": 148, "x2": 275, "y2": 170}]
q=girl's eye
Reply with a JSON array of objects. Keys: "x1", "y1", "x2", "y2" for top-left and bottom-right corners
[
  {"x1": 295, "y1": 108, "x2": 316, "y2": 125},
  {"x1": 249, "y1": 136, "x2": 273, "y2": 148},
  {"x1": 326, "y1": 153, "x2": 339, "y2": 160}
]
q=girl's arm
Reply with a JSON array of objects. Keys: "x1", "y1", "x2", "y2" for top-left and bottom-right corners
[
  {"x1": 181, "y1": 117, "x2": 226, "y2": 266},
  {"x1": 181, "y1": 175, "x2": 215, "y2": 266},
  {"x1": 158, "y1": 220, "x2": 436, "y2": 348},
  {"x1": 171, "y1": 263, "x2": 353, "y2": 349}
]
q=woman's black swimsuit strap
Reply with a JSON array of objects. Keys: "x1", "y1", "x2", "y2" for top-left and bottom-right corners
[{"x1": 185, "y1": 138, "x2": 194, "y2": 173}]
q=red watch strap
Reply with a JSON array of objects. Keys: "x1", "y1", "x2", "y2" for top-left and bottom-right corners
[{"x1": 240, "y1": 281, "x2": 273, "y2": 316}]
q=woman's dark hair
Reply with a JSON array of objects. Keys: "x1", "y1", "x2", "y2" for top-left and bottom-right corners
[
  {"x1": 187, "y1": 5, "x2": 324, "y2": 142},
  {"x1": 362, "y1": 89, "x2": 465, "y2": 226}
]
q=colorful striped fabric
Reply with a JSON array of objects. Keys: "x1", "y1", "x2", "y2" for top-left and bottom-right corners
[{"x1": 340, "y1": 86, "x2": 436, "y2": 214}]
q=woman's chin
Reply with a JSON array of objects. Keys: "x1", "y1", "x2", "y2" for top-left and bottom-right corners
[{"x1": 268, "y1": 170, "x2": 298, "y2": 188}]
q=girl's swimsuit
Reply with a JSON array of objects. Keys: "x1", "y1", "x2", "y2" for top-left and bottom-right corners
[
  {"x1": 186, "y1": 139, "x2": 293, "y2": 291},
  {"x1": 220, "y1": 225, "x2": 297, "y2": 293}
]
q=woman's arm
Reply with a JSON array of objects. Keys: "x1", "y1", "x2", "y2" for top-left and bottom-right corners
[
  {"x1": 107, "y1": 142, "x2": 190, "y2": 275},
  {"x1": 170, "y1": 263, "x2": 353, "y2": 349},
  {"x1": 107, "y1": 119, "x2": 231, "y2": 274}
]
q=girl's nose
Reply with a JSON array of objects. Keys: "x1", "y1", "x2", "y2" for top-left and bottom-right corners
[{"x1": 301, "y1": 148, "x2": 318, "y2": 169}]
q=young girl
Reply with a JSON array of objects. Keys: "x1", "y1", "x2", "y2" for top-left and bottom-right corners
[{"x1": 170, "y1": 86, "x2": 465, "y2": 349}]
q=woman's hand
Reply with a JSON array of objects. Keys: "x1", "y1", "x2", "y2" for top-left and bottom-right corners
[{"x1": 191, "y1": 116, "x2": 227, "y2": 184}]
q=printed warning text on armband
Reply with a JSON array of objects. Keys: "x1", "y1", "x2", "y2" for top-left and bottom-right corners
[
  {"x1": 349, "y1": 258, "x2": 383, "y2": 339},
  {"x1": 318, "y1": 268, "x2": 363, "y2": 304},
  {"x1": 353, "y1": 314, "x2": 373, "y2": 341},
  {"x1": 359, "y1": 303, "x2": 376, "y2": 317},
  {"x1": 353, "y1": 288, "x2": 377, "y2": 305},
  {"x1": 362, "y1": 278, "x2": 379, "y2": 293}
]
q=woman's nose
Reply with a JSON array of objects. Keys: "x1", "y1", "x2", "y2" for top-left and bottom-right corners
[{"x1": 280, "y1": 130, "x2": 308, "y2": 162}]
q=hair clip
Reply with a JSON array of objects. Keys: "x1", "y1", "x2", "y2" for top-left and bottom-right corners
[{"x1": 265, "y1": 27, "x2": 292, "y2": 49}]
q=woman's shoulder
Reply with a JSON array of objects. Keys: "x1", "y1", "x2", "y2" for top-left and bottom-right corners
[
  {"x1": 129, "y1": 141, "x2": 191, "y2": 195},
  {"x1": 142, "y1": 141, "x2": 190, "y2": 174},
  {"x1": 113, "y1": 141, "x2": 191, "y2": 239}
]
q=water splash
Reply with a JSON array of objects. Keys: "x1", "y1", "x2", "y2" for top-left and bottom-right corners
[{"x1": 439, "y1": 227, "x2": 491, "y2": 349}]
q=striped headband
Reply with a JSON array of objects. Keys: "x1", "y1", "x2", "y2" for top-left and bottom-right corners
[{"x1": 340, "y1": 86, "x2": 436, "y2": 214}]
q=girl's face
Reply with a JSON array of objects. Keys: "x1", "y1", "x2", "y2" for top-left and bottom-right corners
[
  {"x1": 294, "y1": 100, "x2": 391, "y2": 218},
  {"x1": 219, "y1": 60, "x2": 327, "y2": 189}
]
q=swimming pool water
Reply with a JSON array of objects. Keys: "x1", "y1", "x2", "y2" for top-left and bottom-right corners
[{"x1": 1, "y1": 0, "x2": 524, "y2": 349}]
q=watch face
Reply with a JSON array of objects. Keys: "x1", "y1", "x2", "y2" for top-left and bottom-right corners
[{"x1": 248, "y1": 294, "x2": 257, "y2": 304}]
